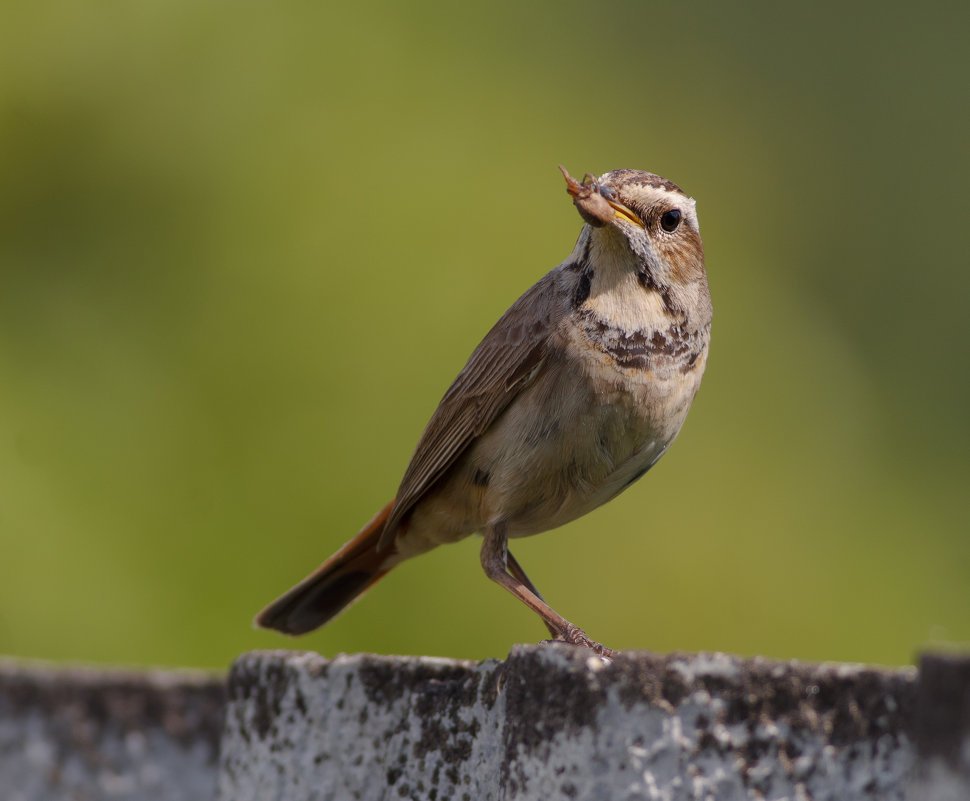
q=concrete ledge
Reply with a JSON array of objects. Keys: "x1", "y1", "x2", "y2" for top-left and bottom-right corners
[
  {"x1": 0, "y1": 658, "x2": 224, "y2": 801},
  {"x1": 3, "y1": 648, "x2": 968, "y2": 800},
  {"x1": 218, "y1": 646, "x2": 957, "y2": 801}
]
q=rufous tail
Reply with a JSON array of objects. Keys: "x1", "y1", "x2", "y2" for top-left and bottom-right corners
[{"x1": 255, "y1": 499, "x2": 396, "y2": 635}]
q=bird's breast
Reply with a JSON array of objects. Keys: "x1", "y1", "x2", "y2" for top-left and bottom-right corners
[
  {"x1": 399, "y1": 298, "x2": 710, "y2": 548},
  {"x1": 569, "y1": 307, "x2": 707, "y2": 384},
  {"x1": 561, "y1": 304, "x2": 709, "y2": 429}
]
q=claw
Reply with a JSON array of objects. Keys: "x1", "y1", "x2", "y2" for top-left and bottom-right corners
[{"x1": 554, "y1": 624, "x2": 615, "y2": 657}]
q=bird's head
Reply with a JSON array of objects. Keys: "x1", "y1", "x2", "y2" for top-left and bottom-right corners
[{"x1": 561, "y1": 166, "x2": 707, "y2": 304}]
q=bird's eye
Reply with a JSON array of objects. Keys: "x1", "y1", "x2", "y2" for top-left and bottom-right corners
[{"x1": 660, "y1": 209, "x2": 682, "y2": 232}]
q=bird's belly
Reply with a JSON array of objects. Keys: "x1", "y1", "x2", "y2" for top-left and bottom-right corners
[
  {"x1": 502, "y1": 432, "x2": 668, "y2": 538},
  {"x1": 492, "y1": 398, "x2": 671, "y2": 537},
  {"x1": 469, "y1": 356, "x2": 695, "y2": 537},
  {"x1": 397, "y1": 347, "x2": 702, "y2": 556}
]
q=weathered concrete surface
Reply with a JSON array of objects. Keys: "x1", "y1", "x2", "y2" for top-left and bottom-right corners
[
  {"x1": 218, "y1": 645, "x2": 934, "y2": 801},
  {"x1": 0, "y1": 658, "x2": 224, "y2": 801},
  {"x1": 910, "y1": 652, "x2": 970, "y2": 801},
  {"x1": 4, "y1": 648, "x2": 967, "y2": 800}
]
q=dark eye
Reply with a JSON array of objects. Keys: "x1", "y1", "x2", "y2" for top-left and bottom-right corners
[{"x1": 660, "y1": 209, "x2": 682, "y2": 232}]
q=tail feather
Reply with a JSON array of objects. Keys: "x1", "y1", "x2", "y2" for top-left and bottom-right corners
[{"x1": 255, "y1": 499, "x2": 396, "y2": 635}]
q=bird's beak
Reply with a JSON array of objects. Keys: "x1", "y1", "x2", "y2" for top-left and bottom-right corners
[
  {"x1": 605, "y1": 200, "x2": 644, "y2": 228},
  {"x1": 559, "y1": 165, "x2": 644, "y2": 229}
]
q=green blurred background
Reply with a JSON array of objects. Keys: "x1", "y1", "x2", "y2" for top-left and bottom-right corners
[{"x1": 1, "y1": 1, "x2": 967, "y2": 670}]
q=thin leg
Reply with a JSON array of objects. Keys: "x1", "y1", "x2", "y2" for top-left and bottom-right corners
[
  {"x1": 481, "y1": 523, "x2": 613, "y2": 656},
  {"x1": 506, "y1": 549, "x2": 558, "y2": 639}
]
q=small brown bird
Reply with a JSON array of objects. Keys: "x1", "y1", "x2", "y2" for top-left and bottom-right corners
[{"x1": 256, "y1": 167, "x2": 712, "y2": 655}]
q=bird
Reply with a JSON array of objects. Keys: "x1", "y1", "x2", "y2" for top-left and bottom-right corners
[{"x1": 255, "y1": 166, "x2": 712, "y2": 656}]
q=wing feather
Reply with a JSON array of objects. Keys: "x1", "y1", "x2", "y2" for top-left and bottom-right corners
[{"x1": 378, "y1": 270, "x2": 567, "y2": 549}]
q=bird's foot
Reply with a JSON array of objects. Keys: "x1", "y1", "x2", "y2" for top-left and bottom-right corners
[{"x1": 547, "y1": 624, "x2": 614, "y2": 658}]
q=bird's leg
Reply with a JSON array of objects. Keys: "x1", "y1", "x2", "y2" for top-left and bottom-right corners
[
  {"x1": 506, "y1": 549, "x2": 558, "y2": 639},
  {"x1": 481, "y1": 523, "x2": 614, "y2": 657}
]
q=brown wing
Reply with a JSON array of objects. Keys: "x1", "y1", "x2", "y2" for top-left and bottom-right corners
[{"x1": 378, "y1": 269, "x2": 566, "y2": 550}]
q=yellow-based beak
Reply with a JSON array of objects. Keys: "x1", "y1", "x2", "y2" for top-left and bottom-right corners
[{"x1": 606, "y1": 200, "x2": 644, "y2": 228}]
